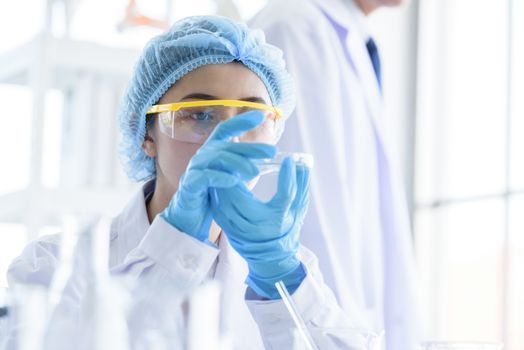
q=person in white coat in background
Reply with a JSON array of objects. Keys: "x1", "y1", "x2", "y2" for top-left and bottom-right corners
[
  {"x1": 2, "y1": 15, "x2": 378, "y2": 350},
  {"x1": 250, "y1": 0, "x2": 421, "y2": 349}
]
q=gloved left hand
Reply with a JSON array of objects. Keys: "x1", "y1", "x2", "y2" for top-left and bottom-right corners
[
  {"x1": 160, "y1": 111, "x2": 277, "y2": 243},
  {"x1": 210, "y1": 157, "x2": 311, "y2": 299}
]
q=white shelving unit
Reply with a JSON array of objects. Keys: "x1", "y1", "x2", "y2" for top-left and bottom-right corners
[{"x1": 0, "y1": 32, "x2": 141, "y2": 239}]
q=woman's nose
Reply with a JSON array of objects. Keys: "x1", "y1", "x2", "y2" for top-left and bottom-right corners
[{"x1": 222, "y1": 107, "x2": 241, "y2": 121}]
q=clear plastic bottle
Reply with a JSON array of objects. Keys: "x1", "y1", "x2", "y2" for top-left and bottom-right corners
[
  {"x1": 44, "y1": 216, "x2": 131, "y2": 350},
  {"x1": 77, "y1": 217, "x2": 130, "y2": 350}
]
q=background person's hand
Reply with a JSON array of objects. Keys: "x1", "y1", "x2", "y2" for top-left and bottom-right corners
[
  {"x1": 161, "y1": 111, "x2": 277, "y2": 242},
  {"x1": 211, "y1": 157, "x2": 311, "y2": 299}
]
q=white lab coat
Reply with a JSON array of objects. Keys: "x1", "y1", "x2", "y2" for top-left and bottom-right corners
[
  {"x1": 4, "y1": 181, "x2": 361, "y2": 350},
  {"x1": 251, "y1": 0, "x2": 420, "y2": 349}
]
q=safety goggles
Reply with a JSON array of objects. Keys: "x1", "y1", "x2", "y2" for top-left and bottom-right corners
[{"x1": 146, "y1": 100, "x2": 283, "y2": 144}]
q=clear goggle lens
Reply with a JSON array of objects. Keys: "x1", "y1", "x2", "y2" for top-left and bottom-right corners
[{"x1": 154, "y1": 105, "x2": 279, "y2": 144}]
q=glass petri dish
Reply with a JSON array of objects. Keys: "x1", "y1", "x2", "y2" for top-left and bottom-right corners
[{"x1": 254, "y1": 152, "x2": 314, "y2": 176}]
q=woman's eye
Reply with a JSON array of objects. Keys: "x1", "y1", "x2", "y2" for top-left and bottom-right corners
[{"x1": 191, "y1": 112, "x2": 213, "y2": 121}]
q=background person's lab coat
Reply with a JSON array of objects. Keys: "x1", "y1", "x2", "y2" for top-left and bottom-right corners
[{"x1": 251, "y1": 0, "x2": 420, "y2": 348}]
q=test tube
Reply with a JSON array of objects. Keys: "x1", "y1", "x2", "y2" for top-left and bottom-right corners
[{"x1": 275, "y1": 280, "x2": 319, "y2": 350}]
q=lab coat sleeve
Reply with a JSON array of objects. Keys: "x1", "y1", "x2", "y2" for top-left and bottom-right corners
[
  {"x1": 2, "y1": 216, "x2": 218, "y2": 349},
  {"x1": 6, "y1": 234, "x2": 62, "y2": 288},
  {"x1": 246, "y1": 246, "x2": 359, "y2": 349},
  {"x1": 4, "y1": 217, "x2": 218, "y2": 329},
  {"x1": 7, "y1": 216, "x2": 219, "y2": 292},
  {"x1": 114, "y1": 216, "x2": 219, "y2": 291},
  {"x1": 1, "y1": 235, "x2": 60, "y2": 350}
]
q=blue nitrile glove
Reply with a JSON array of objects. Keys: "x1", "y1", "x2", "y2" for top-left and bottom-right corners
[
  {"x1": 210, "y1": 157, "x2": 311, "y2": 299},
  {"x1": 161, "y1": 111, "x2": 277, "y2": 242}
]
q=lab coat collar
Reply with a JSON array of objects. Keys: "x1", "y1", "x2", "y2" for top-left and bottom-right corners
[
  {"x1": 110, "y1": 180, "x2": 154, "y2": 261},
  {"x1": 111, "y1": 180, "x2": 247, "y2": 276},
  {"x1": 113, "y1": 179, "x2": 244, "y2": 279},
  {"x1": 312, "y1": 0, "x2": 387, "y2": 160},
  {"x1": 114, "y1": 179, "x2": 246, "y2": 283},
  {"x1": 310, "y1": 0, "x2": 369, "y2": 37},
  {"x1": 215, "y1": 229, "x2": 248, "y2": 293},
  {"x1": 342, "y1": 0, "x2": 372, "y2": 40}
]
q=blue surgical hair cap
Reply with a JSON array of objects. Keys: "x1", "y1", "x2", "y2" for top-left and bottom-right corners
[{"x1": 118, "y1": 15, "x2": 296, "y2": 182}]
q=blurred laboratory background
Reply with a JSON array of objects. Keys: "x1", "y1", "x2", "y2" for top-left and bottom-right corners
[{"x1": 0, "y1": 0, "x2": 522, "y2": 348}]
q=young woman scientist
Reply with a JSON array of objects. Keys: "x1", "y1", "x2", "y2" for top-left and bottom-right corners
[{"x1": 7, "y1": 16, "x2": 360, "y2": 349}]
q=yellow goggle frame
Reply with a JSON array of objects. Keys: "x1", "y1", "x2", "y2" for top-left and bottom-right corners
[{"x1": 146, "y1": 99, "x2": 283, "y2": 120}]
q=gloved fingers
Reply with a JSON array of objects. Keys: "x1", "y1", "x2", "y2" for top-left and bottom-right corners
[
  {"x1": 210, "y1": 189, "x2": 254, "y2": 234},
  {"x1": 217, "y1": 183, "x2": 275, "y2": 218},
  {"x1": 203, "y1": 169, "x2": 243, "y2": 188},
  {"x1": 179, "y1": 169, "x2": 207, "y2": 193},
  {"x1": 223, "y1": 209, "x2": 258, "y2": 236},
  {"x1": 208, "y1": 151, "x2": 260, "y2": 180},
  {"x1": 207, "y1": 110, "x2": 265, "y2": 142},
  {"x1": 291, "y1": 165, "x2": 311, "y2": 211},
  {"x1": 182, "y1": 168, "x2": 239, "y2": 193},
  {"x1": 221, "y1": 142, "x2": 277, "y2": 159},
  {"x1": 268, "y1": 157, "x2": 297, "y2": 211},
  {"x1": 213, "y1": 186, "x2": 260, "y2": 222},
  {"x1": 190, "y1": 150, "x2": 260, "y2": 181},
  {"x1": 211, "y1": 187, "x2": 263, "y2": 230}
]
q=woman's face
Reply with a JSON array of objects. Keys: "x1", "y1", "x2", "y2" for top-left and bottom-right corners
[{"x1": 142, "y1": 63, "x2": 273, "y2": 191}]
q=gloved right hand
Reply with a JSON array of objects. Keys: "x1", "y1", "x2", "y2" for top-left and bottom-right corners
[
  {"x1": 210, "y1": 157, "x2": 310, "y2": 299},
  {"x1": 160, "y1": 111, "x2": 277, "y2": 242}
]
